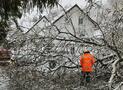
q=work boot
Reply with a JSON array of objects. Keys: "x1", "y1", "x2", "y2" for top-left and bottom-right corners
[{"x1": 86, "y1": 76, "x2": 91, "y2": 83}]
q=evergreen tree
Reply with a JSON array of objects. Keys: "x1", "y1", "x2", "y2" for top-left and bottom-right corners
[{"x1": 0, "y1": 0, "x2": 58, "y2": 43}]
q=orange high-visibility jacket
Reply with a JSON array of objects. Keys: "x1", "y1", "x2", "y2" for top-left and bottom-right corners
[{"x1": 80, "y1": 53, "x2": 95, "y2": 72}]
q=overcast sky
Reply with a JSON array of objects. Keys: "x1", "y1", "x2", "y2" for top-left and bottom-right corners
[{"x1": 59, "y1": 0, "x2": 87, "y2": 8}]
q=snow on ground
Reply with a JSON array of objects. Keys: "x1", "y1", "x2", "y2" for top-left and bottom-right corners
[{"x1": 0, "y1": 67, "x2": 9, "y2": 90}]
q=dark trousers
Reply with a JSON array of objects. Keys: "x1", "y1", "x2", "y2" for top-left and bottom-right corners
[{"x1": 80, "y1": 71, "x2": 91, "y2": 84}]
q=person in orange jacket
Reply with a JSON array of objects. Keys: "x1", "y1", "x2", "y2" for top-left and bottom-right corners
[{"x1": 80, "y1": 50, "x2": 95, "y2": 84}]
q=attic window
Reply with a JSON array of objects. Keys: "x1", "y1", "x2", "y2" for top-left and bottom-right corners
[
  {"x1": 79, "y1": 16, "x2": 83, "y2": 25},
  {"x1": 80, "y1": 29, "x2": 86, "y2": 36}
]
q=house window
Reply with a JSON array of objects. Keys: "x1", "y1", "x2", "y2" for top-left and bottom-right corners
[
  {"x1": 78, "y1": 16, "x2": 83, "y2": 25},
  {"x1": 80, "y1": 29, "x2": 86, "y2": 37}
]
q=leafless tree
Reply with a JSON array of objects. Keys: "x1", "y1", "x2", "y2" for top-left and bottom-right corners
[{"x1": 5, "y1": 1, "x2": 123, "y2": 90}]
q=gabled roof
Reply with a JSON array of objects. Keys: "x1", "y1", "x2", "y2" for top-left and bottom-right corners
[
  {"x1": 25, "y1": 16, "x2": 49, "y2": 34},
  {"x1": 52, "y1": 4, "x2": 98, "y2": 28},
  {"x1": 25, "y1": 4, "x2": 84, "y2": 34},
  {"x1": 26, "y1": 4, "x2": 98, "y2": 34},
  {"x1": 52, "y1": 4, "x2": 84, "y2": 24}
]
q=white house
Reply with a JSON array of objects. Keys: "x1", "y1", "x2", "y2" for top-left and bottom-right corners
[
  {"x1": 26, "y1": 4, "x2": 101, "y2": 38},
  {"x1": 49, "y1": 4, "x2": 102, "y2": 56},
  {"x1": 52, "y1": 4, "x2": 98, "y2": 39}
]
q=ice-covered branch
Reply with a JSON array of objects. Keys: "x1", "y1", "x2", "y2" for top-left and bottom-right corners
[
  {"x1": 108, "y1": 59, "x2": 119, "y2": 89},
  {"x1": 114, "y1": 82, "x2": 123, "y2": 90}
]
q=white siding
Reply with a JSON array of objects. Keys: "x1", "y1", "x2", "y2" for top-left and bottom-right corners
[{"x1": 53, "y1": 6, "x2": 96, "y2": 39}]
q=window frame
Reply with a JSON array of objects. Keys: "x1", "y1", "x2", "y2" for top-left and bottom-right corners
[{"x1": 78, "y1": 16, "x2": 83, "y2": 25}]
